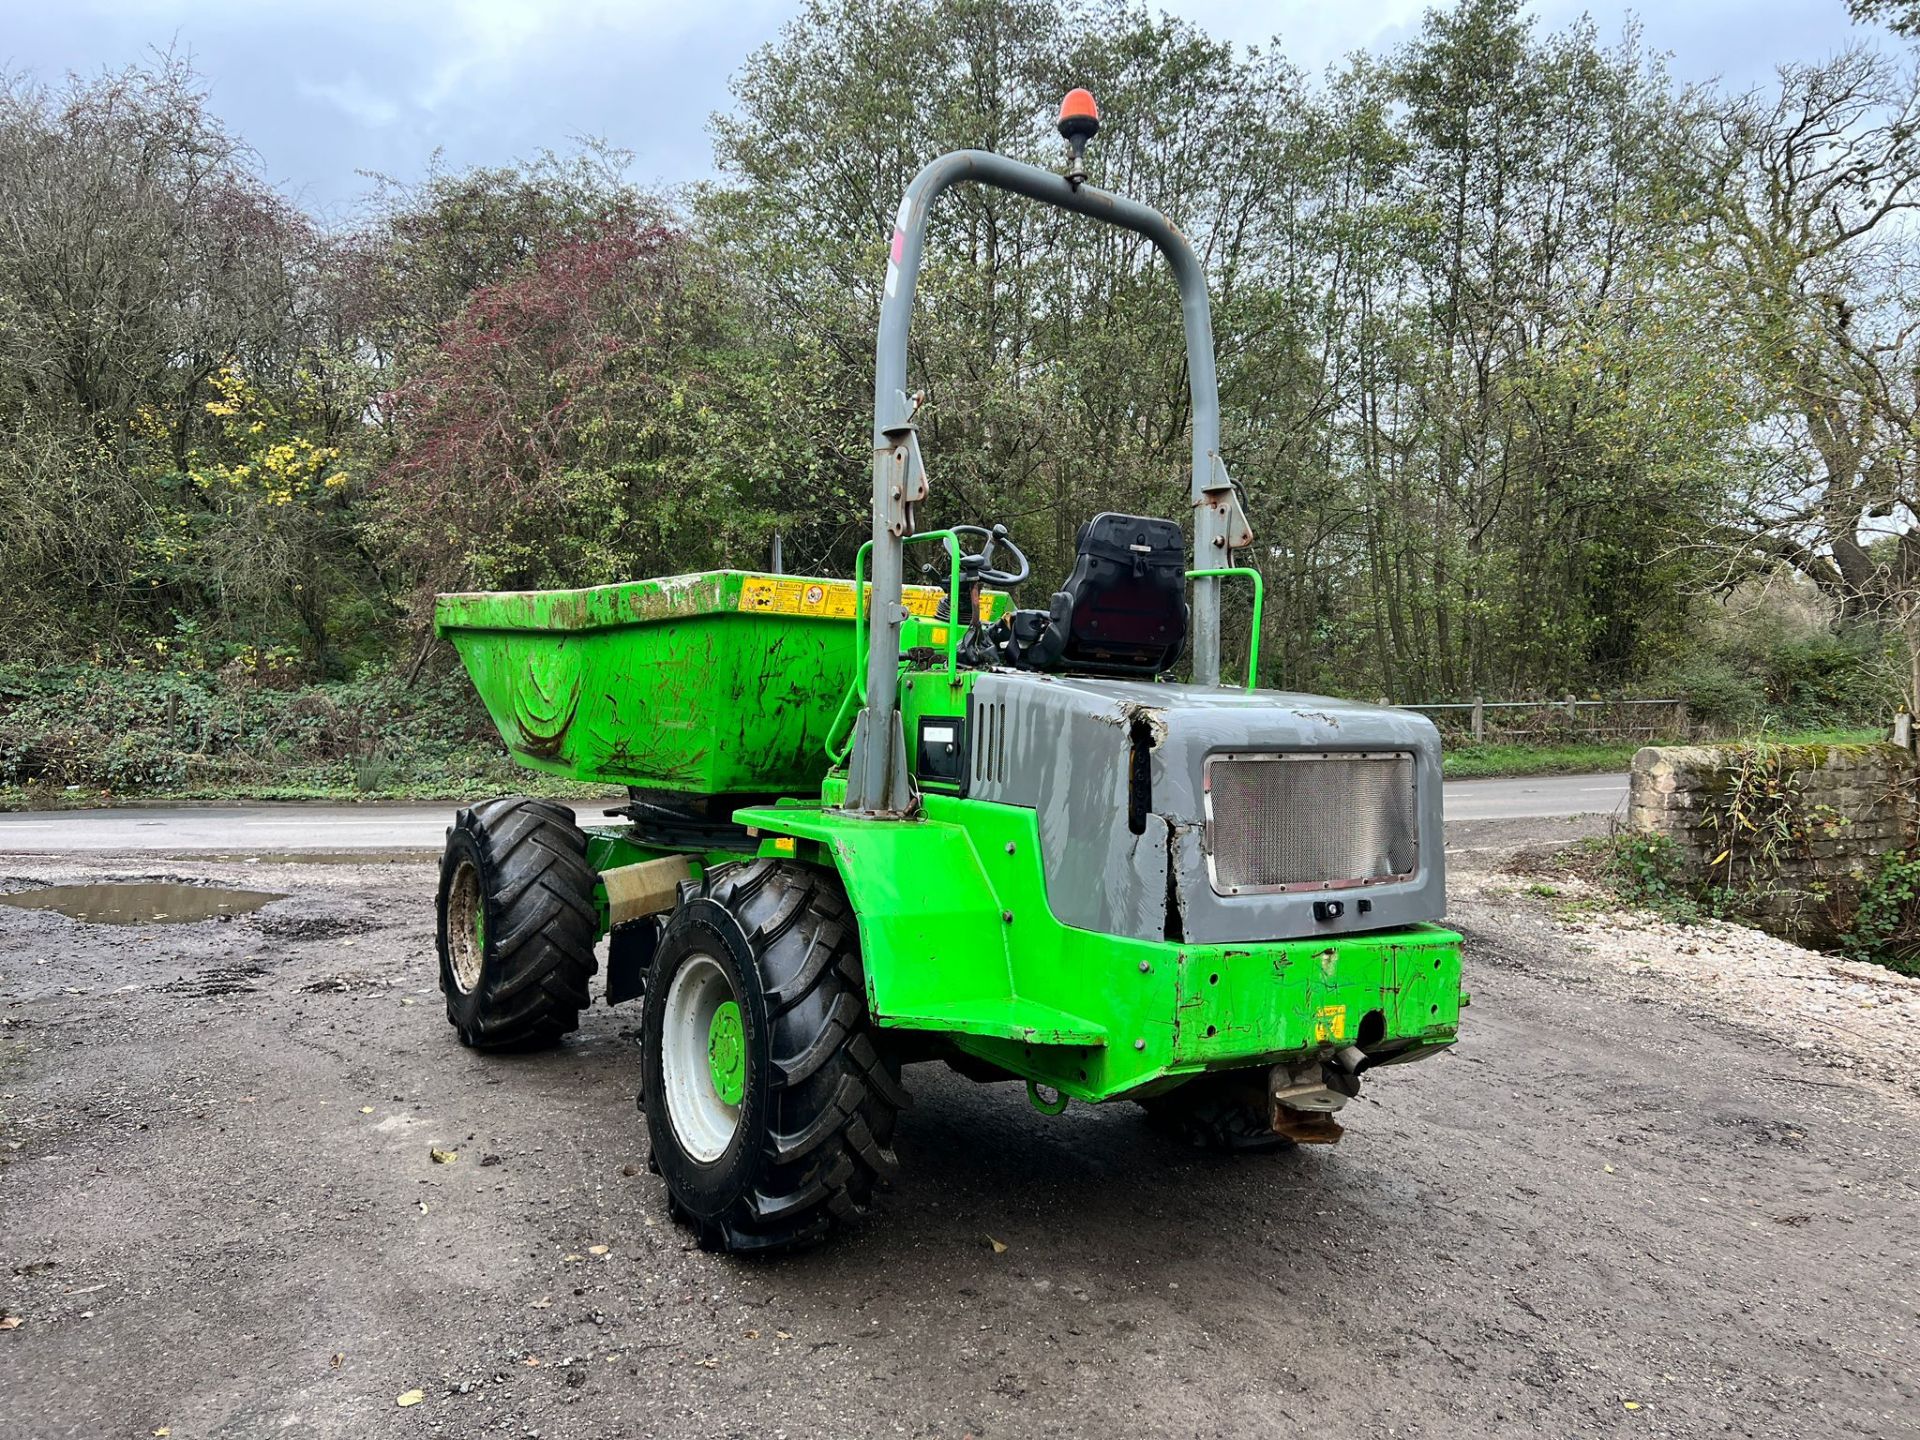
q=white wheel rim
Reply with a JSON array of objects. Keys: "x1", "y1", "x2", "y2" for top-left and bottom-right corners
[
  {"x1": 446, "y1": 861, "x2": 484, "y2": 995},
  {"x1": 660, "y1": 952, "x2": 742, "y2": 1163}
]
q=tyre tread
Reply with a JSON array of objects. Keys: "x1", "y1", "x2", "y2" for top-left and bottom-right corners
[
  {"x1": 436, "y1": 796, "x2": 598, "y2": 1051},
  {"x1": 653, "y1": 859, "x2": 905, "y2": 1254}
]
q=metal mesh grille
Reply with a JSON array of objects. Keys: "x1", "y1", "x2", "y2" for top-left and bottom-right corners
[{"x1": 1205, "y1": 752, "x2": 1417, "y2": 893}]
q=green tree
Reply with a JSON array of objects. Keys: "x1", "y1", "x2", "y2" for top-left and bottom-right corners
[{"x1": 1850, "y1": 0, "x2": 1920, "y2": 39}]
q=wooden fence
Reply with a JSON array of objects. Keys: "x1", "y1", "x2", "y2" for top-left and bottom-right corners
[{"x1": 1390, "y1": 697, "x2": 1689, "y2": 746}]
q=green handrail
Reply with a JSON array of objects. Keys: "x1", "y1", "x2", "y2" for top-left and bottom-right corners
[
  {"x1": 1188, "y1": 567, "x2": 1263, "y2": 691},
  {"x1": 827, "y1": 529, "x2": 964, "y2": 762}
]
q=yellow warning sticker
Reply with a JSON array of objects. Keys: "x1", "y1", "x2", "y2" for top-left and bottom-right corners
[
  {"x1": 738, "y1": 576, "x2": 852, "y2": 617},
  {"x1": 902, "y1": 588, "x2": 944, "y2": 617},
  {"x1": 1313, "y1": 1004, "x2": 1348, "y2": 1044},
  {"x1": 737, "y1": 576, "x2": 947, "y2": 619}
]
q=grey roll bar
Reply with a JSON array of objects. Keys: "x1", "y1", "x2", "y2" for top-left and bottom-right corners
[{"x1": 844, "y1": 147, "x2": 1247, "y2": 815}]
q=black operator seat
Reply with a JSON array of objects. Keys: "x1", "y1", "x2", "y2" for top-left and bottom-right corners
[{"x1": 998, "y1": 512, "x2": 1188, "y2": 676}]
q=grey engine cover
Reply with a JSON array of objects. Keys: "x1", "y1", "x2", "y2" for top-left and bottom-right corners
[{"x1": 966, "y1": 672, "x2": 1447, "y2": 944}]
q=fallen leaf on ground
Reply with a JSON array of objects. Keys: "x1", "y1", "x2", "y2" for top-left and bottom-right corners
[
  {"x1": 0, "y1": 1316, "x2": 21, "y2": 1330},
  {"x1": 775, "y1": 1330, "x2": 792, "y2": 1341},
  {"x1": 696, "y1": 1356, "x2": 719, "y2": 1368},
  {"x1": 359, "y1": 1106, "x2": 374, "y2": 1114},
  {"x1": 561, "y1": 1253, "x2": 583, "y2": 1263},
  {"x1": 986, "y1": 1235, "x2": 1008, "y2": 1254},
  {"x1": 744, "y1": 1329, "x2": 760, "y2": 1340},
  {"x1": 395, "y1": 1389, "x2": 425, "y2": 1407},
  {"x1": 430, "y1": 1148, "x2": 458, "y2": 1165},
  {"x1": 400, "y1": 998, "x2": 417, "y2": 1006},
  {"x1": 587, "y1": 1244, "x2": 609, "y2": 1256},
  {"x1": 1623, "y1": 1401, "x2": 1642, "y2": 1411}
]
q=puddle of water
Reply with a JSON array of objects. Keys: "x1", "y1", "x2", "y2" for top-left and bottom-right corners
[{"x1": 0, "y1": 882, "x2": 286, "y2": 926}]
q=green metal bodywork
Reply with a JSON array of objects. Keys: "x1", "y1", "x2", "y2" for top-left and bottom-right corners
[
  {"x1": 436, "y1": 571, "x2": 983, "y2": 794},
  {"x1": 439, "y1": 568, "x2": 1464, "y2": 1105},
  {"x1": 732, "y1": 795, "x2": 1459, "y2": 1101}
]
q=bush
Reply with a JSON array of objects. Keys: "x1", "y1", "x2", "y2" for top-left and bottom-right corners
[
  {"x1": 1654, "y1": 656, "x2": 1764, "y2": 728},
  {"x1": 352, "y1": 749, "x2": 399, "y2": 792},
  {"x1": 1600, "y1": 832, "x2": 1707, "y2": 923},
  {"x1": 1656, "y1": 583, "x2": 1897, "y2": 735},
  {"x1": 1843, "y1": 847, "x2": 1920, "y2": 977},
  {"x1": 0, "y1": 666, "x2": 209, "y2": 789},
  {"x1": 1760, "y1": 631, "x2": 1889, "y2": 727},
  {"x1": 0, "y1": 660, "x2": 523, "y2": 798}
]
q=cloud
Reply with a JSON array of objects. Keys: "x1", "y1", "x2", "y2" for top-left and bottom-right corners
[
  {"x1": 299, "y1": 73, "x2": 401, "y2": 128},
  {"x1": 408, "y1": 0, "x2": 560, "y2": 113},
  {"x1": 1171, "y1": 0, "x2": 1432, "y2": 70},
  {"x1": 349, "y1": 0, "x2": 783, "y2": 114},
  {"x1": 0, "y1": 0, "x2": 1882, "y2": 215}
]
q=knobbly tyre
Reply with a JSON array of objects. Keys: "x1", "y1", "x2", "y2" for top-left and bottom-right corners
[{"x1": 430, "y1": 91, "x2": 1466, "y2": 1253}]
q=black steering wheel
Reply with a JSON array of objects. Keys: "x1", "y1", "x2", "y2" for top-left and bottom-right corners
[{"x1": 948, "y1": 523, "x2": 1030, "y2": 588}]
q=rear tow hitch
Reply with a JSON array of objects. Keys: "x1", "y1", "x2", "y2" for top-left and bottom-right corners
[{"x1": 1268, "y1": 1057, "x2": 1363, "y2": 1145}]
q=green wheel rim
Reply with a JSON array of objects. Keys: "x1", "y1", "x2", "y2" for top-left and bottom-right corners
[{"x1": 707, "y1": 1000, "x2": 745, "y2": 1106}]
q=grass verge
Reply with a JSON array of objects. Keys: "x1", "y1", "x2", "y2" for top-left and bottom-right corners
[
  {"x1": 1, "y1": 773, "x2": 623, "y2": 811},
  {"x1": 1441, "y1": 727, "x2": 1884, "y2": 780}
]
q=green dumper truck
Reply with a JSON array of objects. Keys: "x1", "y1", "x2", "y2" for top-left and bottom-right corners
[{"x1": 431, "y1": 92, "x2": 1464, "y2": 1253}]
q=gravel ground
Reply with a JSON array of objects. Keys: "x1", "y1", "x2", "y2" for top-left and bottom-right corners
[
  {"x1": 1456, "y1": 867, "x2": 1920, "y2": 1101},
  {"x1": 1, "y1": 835, "x2": 1916, "y2": 1439}
]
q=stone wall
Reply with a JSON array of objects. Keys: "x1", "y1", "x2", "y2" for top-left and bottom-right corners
[{"x1": 1628, "y1": 741, "x2": 1917, "y2": 942}]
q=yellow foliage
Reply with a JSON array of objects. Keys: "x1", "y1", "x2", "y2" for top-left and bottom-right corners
[
  {"x1": 130, "y1": 403, "x2": 170, "y2": 441},
  {"x1": 185, "y1": 360, "x2": 343, "y2": 505}
]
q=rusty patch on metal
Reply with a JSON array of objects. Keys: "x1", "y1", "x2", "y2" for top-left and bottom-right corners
[{"x1": 1271, "y1": 1109, "x2": 1344, "y2": 1144}]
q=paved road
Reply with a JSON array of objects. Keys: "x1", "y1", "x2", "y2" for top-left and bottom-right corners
[
  {"x1": 0, "y1": 801, "x2": 483, "y2": 854},
  {"x1": 0, "y1": 773, "x2": 1628, "y2": 853},
  {"x1": 1440, "y1": 770, "x2": 1627, "y2": 821}
]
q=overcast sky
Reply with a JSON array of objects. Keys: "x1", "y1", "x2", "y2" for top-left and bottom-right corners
[{"x1": 2, "y1": 1, "x2": 1893, "y2": 217}]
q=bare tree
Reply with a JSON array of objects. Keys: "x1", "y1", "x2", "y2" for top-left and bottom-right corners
[
  {"x1": 1701, "y1": 49, "x2": 1920, "y2": 705},
  {"x1": 0, "y1": 55, "x2": 326, "y2": 654}
]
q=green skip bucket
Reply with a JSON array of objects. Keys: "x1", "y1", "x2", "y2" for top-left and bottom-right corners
[{"x1": 436, "y1": 571, "x2": 949, "y2": 795}]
